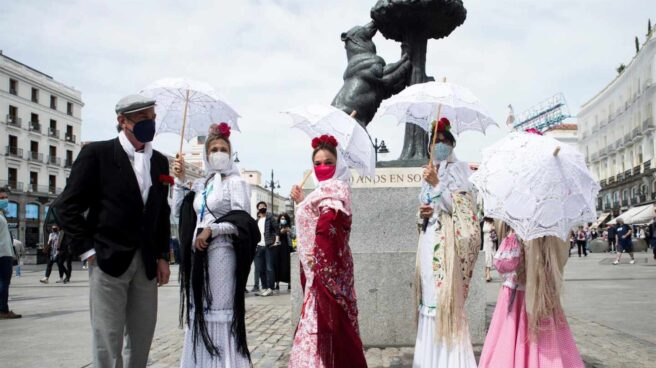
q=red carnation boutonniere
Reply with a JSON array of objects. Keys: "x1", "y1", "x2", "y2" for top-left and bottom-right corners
[{"x1": 159, "y1": 174, "x2": 174, "y2": 186}]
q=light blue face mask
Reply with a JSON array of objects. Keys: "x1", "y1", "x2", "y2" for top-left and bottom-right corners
[
  {"x1": 433, "y1": 142, "x2": 453, "y2": 161},
  {"x1": 0, "y1": 199, "x2": 8, "y2": 211}
]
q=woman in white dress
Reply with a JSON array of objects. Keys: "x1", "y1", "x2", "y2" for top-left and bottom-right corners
[
  {"x1": 482, "y1": 217, "x2": 495, "y2": 282},
  {"x1": 414, "y1": 118, "x2": 479, "y2": 368},
  {"x1": 173, "y1": 123, "x2": 257, "y2": 368}
]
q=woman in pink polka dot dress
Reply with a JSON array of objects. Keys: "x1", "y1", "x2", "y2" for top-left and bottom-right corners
[{"x1": 479, "y1": 227, "x2": 585, "y2": 368}]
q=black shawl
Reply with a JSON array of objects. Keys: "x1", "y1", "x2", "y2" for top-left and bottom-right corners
[{"x1": 178, "y1": 191, "x2": 260, "y2": 362}]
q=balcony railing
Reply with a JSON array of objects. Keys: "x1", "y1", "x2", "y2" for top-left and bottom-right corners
[
  {"x1": 27, "y1": 184, "x2": 51, "y2": 194},
  {"x1": 29, "y1": 121, "x2": 41, "y2": 133},
  {"x1": 624, "y1": 169, "x2": 632, "y2": 178},
  {"x1": 65, "y1": 134, "x2": 76, "y2": 143},
  {"x1": 633, "y1": 166, "x2": 641, "y2": 175},
  {"x1": 47, "y1": 156, "x2": 61, "y2": 166},
  {"x1": 27, "y1": 151, "x2": 43, "y2": 162},
  {"x1": 5, "y1": 146, "x2": 23, "y2": 158},
  {"x1": 642, "y1": 117, "x2": 654, "y2": 131},
  {"x1": 0, "y1": 180, "x2": 23, "y2": 192},
  {"x1": 48, "y1": 128, "x2": 60, "y2": 139},
  {"x1": 64, "y1": 159, "x2": 73, "y2": 168},
  {"x1": 621, "y1": 199, "x2": 629, "y2": 207},
  {"x1": 5, "y1": 115, "x2": 21, "y2": 128},
  {"x1": 609, "y1": 176, "x2": 616, "y2": 184},
  {"x1": 617, "y1": 173, "x2": 624, "y2": 182},
  {"x1": 645, "y1": 160, "x2": 652, "y2": 171},
  {"x1": 600, "y1": 179, "x2": 607, "y2": 187}
]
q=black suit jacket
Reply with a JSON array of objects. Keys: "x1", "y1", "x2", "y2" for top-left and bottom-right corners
[
  {"x1": 260, "y1": 213, "x2": 278, "y2": 246},
  {"x1": 54, "y1": 138, "x2": 171, "y2": 279}
]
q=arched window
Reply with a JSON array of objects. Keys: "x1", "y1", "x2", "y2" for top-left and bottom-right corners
[
  {"x1": 5, "y1": 201, "x2": 19, "y2": 219},
  {"x1": 622, "y1": 189, "x2": 629, "y2": 200},
  {"x1": 25, "y1": 203, "x2": 40, "y2": 220}
]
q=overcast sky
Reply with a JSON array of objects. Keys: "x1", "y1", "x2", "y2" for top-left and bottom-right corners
[{"x1": 2, "y1": 0, "x2": 655, "y2": 193}]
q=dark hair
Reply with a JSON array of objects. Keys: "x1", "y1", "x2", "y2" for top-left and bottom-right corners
[
  {"x1": 484, "y1": 217, "x2": 494, "y2": 223},
  {"x1": 0, "y1": 187, "x2": 7, "y2": 194},
  {"x1": 312, "y1": 142, "x2": 338, "y2": 161},
  {"x1": 430, "y1": 129, "x2": 456, "y2": 146},
  {"x1": 256, "y1": 201, "x2": 267, "y2": 209},
  {"x1": 278, "y1": 213, "x2": 291, "y2": 223}
]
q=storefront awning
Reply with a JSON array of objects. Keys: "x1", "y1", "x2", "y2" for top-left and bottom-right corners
[
  {"x1": 608, "y1": 204, "x2": 655, "y2": 225},
  {"x1": 592, "y1": 212, "x2": 610, "y2": 228}
]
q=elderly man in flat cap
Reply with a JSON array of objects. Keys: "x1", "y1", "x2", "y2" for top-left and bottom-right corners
[{"x1": 55, "y1": 94, "x2": 171, "y2": 368}]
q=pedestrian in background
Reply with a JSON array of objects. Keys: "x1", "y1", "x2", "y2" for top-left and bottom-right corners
[
  {"x1": 482, "y1": 217, "x2": 495, "y2": 282},
  {"x1": 275, "y1": 213, "x2": 292, "y2": 290},
  {"x1": 13, "y1": 239, "x2": 24, "y2": 278},
  {"x1": 40, "y1": 225, "x2": 66, "y2": 284},
  {"x1": 254, "y1": 201, "x2": 278, "y2": 297},
  {"x1": 613, "y1": 219, "x2": 635, "y2": 265},
  {"x1": 648, "y1": 208, "x2": 656, "y2": 260},
  {"x1": 576, "y1": 226, "x2": 588, "y2": 257},
  {"x1": 0, "y1": 187, "x2": 21, "y2": 319},
  {"x1": 607, "y1": 224, "x2": 617, "y2": 253}
]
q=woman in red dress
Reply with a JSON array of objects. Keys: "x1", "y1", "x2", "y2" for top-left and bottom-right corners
[{"x1": 288, "y1": 135, "x2": 367, "y2": 368}]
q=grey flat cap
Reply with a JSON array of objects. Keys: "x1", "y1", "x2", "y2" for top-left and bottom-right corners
[{"x1": 115, "y1": 94, "x2": 156, "y2": 115}]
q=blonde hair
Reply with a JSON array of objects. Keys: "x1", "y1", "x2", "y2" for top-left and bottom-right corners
[{"x1": 523, "y1": 236, "x2": 569, "y2": 338}]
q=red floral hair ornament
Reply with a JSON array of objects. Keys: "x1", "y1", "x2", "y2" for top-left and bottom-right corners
[
  {"x1": 524, "y1": 128, "x2": 543, "y2": 136},
  {"x1": 209, "y1": 122, "x2": 231, "y2": 139},
  {"x1": 431, "y1": 117, "x2": 451, "y2": 133},
  {"x1": 311, "y1": 134, "x2": 339, "y2": 149}
]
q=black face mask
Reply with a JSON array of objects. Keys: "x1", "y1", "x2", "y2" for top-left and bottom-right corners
[
  {"x1": 126, "y1": 118, "x2": 156, "y2": 143},
  {"x1": 258, "y1": 208, "x2": 267, "y2": 214}
]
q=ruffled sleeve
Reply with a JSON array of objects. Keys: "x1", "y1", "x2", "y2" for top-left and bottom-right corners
[
  {"x1": 172, "y1": 178, "x2": 204, "y2": 219},
  {"x1": 494, "y1": 234, "x2": 522, "y2": 274},
  {"x1": 419, "y1": 160, "x2": 472, "y2": 216}
]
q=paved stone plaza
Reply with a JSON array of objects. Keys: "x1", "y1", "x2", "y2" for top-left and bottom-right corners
[{"x1": 1, "y1": 252, "x2": 655, "y2": 368}]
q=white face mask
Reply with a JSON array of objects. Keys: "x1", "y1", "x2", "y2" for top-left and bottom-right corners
[{"x1": 207, "y1": 151, "x2": 231, "y2": 172}]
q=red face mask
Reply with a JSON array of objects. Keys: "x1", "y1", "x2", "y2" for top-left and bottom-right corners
[{"x1": 314, "y1": 164, "x2": 336, "y2": 181}]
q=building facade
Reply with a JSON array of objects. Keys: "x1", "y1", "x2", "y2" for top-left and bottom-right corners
[
  {"x1": 578, "y1": 31, "x2": 656, "y2": 216},
  {"x1": 0, "y1": 51, "x2": 83, "y2": 247},
  {"x1": 241, "y1": 169, "x2": 292, "y2": 217},
  {"x1": 544, "y1": 123, "x2": 578, "y2": 146}
]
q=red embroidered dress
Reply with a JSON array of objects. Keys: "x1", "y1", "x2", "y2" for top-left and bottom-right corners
[{"x1": 288, "y1": 179, "x2": 367, "y2": 368}]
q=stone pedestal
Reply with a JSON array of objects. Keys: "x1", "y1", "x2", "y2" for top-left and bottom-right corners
[{"x1": 291, "y1": 167, "x2": 486, "y2": 347}]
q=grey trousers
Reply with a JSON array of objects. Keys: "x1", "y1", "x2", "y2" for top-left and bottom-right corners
[{"x1": 90, "y1": 251, "x2": 157, "y2": 368}]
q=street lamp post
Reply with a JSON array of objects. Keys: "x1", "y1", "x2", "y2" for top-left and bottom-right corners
[
  {"x1": 264, "y1": 170, "x2": 281, "y2": 214},
  {"x1": 373, "y1": 138, "x2": 389, "y2": 163}
]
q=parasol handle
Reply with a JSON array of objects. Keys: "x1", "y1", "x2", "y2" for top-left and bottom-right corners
[
  {"x1": 428, "y1": 77, "x2": 447, "y2": 166},
  {"x1": 298, "y1": 170, "x2": 313, "y2": 189},
  {"x1": 553, "y1": 146, "x2": 561, "y2": 157},
  {"x1": 350, "y1": 110, "x2": 357, "y2": 118},
  {"x1": 178, "y1": 89, "x2": 191, "y2": 157}
]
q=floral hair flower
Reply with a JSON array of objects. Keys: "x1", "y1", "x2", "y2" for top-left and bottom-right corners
[
  {"x1": 209, "y1": 122, "x2": 231, "y2": 138},
  {"x1": 524, "y1": 128, "x2": 543, "y2": 136},
  {"x1": 311, "y1": 134, "x2": 339, "y2": 149},
  {"x1": 431, "y1": 117, "x2": 451, "y2": 133}
]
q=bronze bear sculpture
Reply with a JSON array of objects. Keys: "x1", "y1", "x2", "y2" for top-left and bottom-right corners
[{"x1": 331, "y1": 22, "x2": 411, "y2": 129}]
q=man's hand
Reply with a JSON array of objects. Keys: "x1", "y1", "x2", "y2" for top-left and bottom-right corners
[
  {"x1": 157, "y1": 259, "x2": 170, "y2": 286},
  {"x1": 194, "y1": 228, "x2": 212, "y2": 251},
  {"x1": 419, "y1": 204, "x2": 434, "y2": 219}
]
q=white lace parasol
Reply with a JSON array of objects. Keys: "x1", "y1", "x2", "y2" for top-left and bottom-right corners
[{"x1": 470, "y1": 132, "x2": 600, "y2": 241}]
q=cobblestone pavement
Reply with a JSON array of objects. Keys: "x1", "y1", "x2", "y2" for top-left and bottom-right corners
[
  {"x1": 2, "y1": 253, "x2": 655, "y2": 367},
  {"x1": 143, "y1": 304, "x2": 656, "y2": 368}
]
